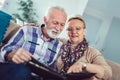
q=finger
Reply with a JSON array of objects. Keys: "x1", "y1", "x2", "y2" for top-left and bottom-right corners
[
  {"x1": 19, "y1": 55, "x2": 30, "y2": 62},
  {"x1": 78, "y1": 68, "x2": 82, "y2": 72},
  {"x1": 18, "y1": 48, "x2": 32, "y2": 60},
  {"x1": 23, "y1": 50, "x2": 32, "y2": 60},
  {"x1": 67, "y1": 67, "x2": 73, "y2": 73},
  {"x1": 67, "y1": 65, "x2": 82, "y2": 73},
  {"x1": 69, "y1": 68, "x2": 79, "y2": 73},
  {"x1": 12, "y1": 55, "x2": 24, "y2": 64}
]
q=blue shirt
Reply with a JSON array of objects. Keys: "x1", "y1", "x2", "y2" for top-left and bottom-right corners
[{"x1": 0, "y1": 26, "x2": 62, "y2": 66}]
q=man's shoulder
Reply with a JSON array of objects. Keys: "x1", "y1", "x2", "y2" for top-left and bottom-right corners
[
  {"x1": 22, "y1": 26, "x2": 38, "y2": 29},
  {"x1": 20, "y1": 26, "x2": 39, "y2": 33}
]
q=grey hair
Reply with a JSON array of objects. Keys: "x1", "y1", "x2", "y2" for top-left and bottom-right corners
[{"x1": 45, "y1": 6, "x2": 67, "y2": 20}]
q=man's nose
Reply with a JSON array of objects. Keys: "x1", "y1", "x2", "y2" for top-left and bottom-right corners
[{"x1": 55, "y1": 24, "x2": 62, "y2": 31}]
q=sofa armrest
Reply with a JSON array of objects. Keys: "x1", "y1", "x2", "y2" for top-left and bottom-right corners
[
  {"x1": 106, "y1": 59, "x2": 120, "y2": 80},
  {"x1": 0, "y1": 21, "x2": 20, "y2": 49}
]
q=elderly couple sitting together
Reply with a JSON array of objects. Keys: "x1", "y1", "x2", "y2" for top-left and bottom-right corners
[{"x1": 0, "y1": 6, "x2": 120, "y2": 80}]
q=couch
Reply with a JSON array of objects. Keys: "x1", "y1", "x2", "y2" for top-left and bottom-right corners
[{"x1": 0, "y1": 20, "x2": 20, "y2": 49}]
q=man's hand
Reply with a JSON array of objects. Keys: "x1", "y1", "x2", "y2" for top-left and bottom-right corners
[{"x1": 7, "y1": 48, "x2": 32, "y2": 64}]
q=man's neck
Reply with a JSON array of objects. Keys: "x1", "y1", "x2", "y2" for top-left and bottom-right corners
[
  {"x1": 43, "y1": 35, "x2": 51, "y2": 41},
  {"x1": 42, "y1": 27, "x2": 51, "y2": 41}
]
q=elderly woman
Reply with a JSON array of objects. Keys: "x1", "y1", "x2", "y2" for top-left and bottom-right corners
[{"x1": 56, "y1": 15, "x2": 112, "y2": 80}]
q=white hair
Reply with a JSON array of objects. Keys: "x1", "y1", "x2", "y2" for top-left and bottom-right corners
[{"x1": 45, "y1": 6, "x2": 66, "y2": 21}]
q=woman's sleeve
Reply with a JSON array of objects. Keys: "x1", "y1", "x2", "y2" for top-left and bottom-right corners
[
  {"x1": 90, "y1": 48, "x2": 112, "y2": 80},
  {"x1": 55, "y1": 54, "x2": 64, "y2": 73}
]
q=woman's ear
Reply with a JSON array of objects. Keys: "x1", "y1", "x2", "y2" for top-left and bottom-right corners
[{"x1": 83, "y1": 28, "x2": 86, "y2": 36}]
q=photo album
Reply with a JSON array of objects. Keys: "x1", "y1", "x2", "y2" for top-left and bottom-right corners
[{"x1": 27, "y1": 58, "x2": 95, "y2": 80}]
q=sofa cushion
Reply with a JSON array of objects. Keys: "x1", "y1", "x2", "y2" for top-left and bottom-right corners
[
  {"x1": 106, "y1": 60, "x2": 120, "y2": 80},
  {"x1": 0, "y1": 21, "x2": 20, "y2": 49}
]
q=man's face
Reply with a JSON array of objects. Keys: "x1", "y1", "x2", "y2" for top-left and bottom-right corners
[{"x1": 44, "y1": 9, "x2": 67, "y2": 39}]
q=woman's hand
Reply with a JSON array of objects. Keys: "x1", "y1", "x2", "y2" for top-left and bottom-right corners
[{"x1": 67, "y1": 62, "x2": 83, "y2": 73}]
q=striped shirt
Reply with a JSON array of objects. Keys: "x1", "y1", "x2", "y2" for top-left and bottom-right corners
[{"x1": 0, "y1": 26, "x2": 62, "y2": 66}]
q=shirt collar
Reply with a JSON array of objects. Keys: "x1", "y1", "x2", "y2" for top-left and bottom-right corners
[{"x1": 38, "y1": 25, "x2": 56, "y2": 42}]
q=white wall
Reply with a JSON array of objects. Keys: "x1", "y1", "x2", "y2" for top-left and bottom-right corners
[
  {"x1": 102, "y1": 17, "x2": 120, "y2": 63},
  {"x1": 33, "y1": 0, "x2": 88, "y2": 23},
  {"x1": 83, "y1": 0, "x2": 120, "y2": 63},
  {"x1": 1, "y1": 0, "x2": 88, "y2": 23},
  {"x1": 0, "y1": 0, "x2": 5, "y2": 9},
  {"x1": 83, "y1": 7, "x2": 112, "y2": 49},
  {"x1": 0, "y1": 0, "x2": 19, "y2": 14}
]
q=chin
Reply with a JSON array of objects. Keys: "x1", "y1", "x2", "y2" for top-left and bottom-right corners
[{"x1": 50, "y1": 34, "x2": 58, "y2": 39}]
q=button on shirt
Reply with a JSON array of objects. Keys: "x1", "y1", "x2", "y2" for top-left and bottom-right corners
[{"x1": 0, "y1": 26, "x2": 62, "y2": 66}]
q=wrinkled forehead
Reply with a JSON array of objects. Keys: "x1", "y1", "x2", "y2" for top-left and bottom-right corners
[{"x1": 49, "y1": 11, "x2": 67, "y2": 23}]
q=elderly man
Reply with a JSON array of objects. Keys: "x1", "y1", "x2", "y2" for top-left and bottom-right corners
[{"x1": 0, "y1": 6, "x2": 67, "y2": 80}]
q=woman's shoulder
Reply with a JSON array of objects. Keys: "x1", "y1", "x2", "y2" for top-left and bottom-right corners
[
  {"x1": 88, "y1": 46, "x2": 100, "y2": 52},
  {"x1": 86, "y1": 46, "x2": 102, "y2": 55},
  {"x1": 83, "y1": 46, "x2": 103, "y2": 63}
]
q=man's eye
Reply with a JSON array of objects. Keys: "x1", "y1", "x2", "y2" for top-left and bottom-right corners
[
  {"x1": 61, "y1": 23, "x2": 65, "y2": 27},
  {"x1": 53, "y1": 22, "x2": 58, "y2": 25}
]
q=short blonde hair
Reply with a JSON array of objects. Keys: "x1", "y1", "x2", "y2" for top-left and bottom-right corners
[{"x1": 67, "y1": 14, "x2": 86, "y2": 28}]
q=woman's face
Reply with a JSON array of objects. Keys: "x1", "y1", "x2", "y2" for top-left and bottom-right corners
[{"x1": 67, "y1": 19, "x2": 86, "y2": 44}]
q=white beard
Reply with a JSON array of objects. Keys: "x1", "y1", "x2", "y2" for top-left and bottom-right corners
[{"x1": 45, "y1": 28, "x2": 60, "y2": 39}]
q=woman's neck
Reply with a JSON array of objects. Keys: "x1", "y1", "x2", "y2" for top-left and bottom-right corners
[
  {"x1": 71, "y1": 43, "x2": 77, "y2": 47},
  {"x1": 70, "y1": 39, "x2": 84, "y2": 47},
  {"x1": 70, "y1": 43, "x2": 78, "y2": 50}
]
